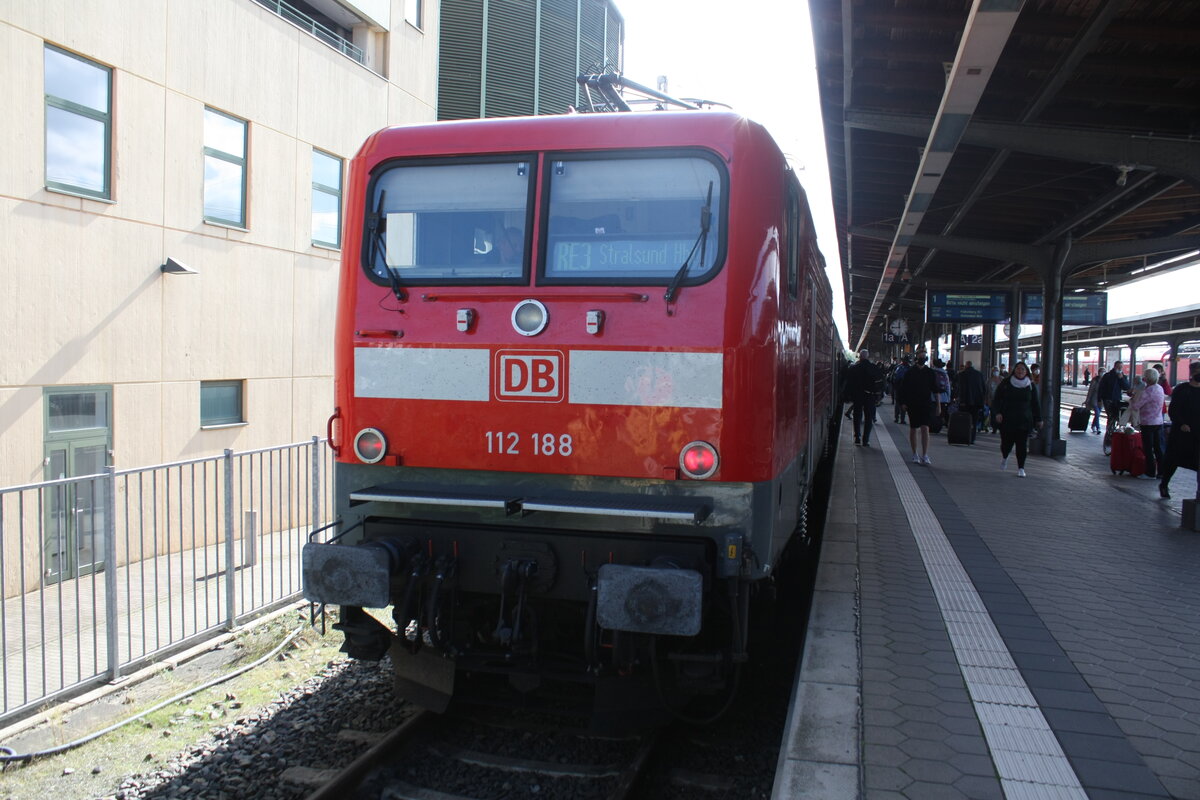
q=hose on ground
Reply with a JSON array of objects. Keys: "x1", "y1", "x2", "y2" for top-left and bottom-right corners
[{"x1": 0, "y1": 626, "x2": 305, "y2": 764}]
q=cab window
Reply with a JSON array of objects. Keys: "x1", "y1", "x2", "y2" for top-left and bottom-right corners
[
  {"x1": 364, "y1": 158, "x2": 533, "y2": 284},
  {"x1": 541, "y1": 153, "x2": 725, "y2": 285}
]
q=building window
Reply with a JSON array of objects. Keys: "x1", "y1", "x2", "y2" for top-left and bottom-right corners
[
  {"x1": 46, "y1": 388, "x2": 110, "y2": 434},
  {"x1": 312, "y1": 149, "x2": 343, "y2": 247},
  {"x1": 203, "y1": 108, "x2": 247, "y2": 227},
  {"x1": 201, "y1": 381, "x2": 244, "y2": 427},
  {"x1": 44, "y1": 45, "x2": 112, "y2": 199},
  {"x1": 405, "y1": 0, "x2": 423, "y2": 29}
]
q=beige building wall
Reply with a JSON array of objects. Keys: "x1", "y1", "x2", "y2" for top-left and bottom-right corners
[{"x1": 0, "y1": 0, "x2": 438, "y2": 590}]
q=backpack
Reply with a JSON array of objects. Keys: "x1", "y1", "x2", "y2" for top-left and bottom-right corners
[
  {"x1": 934, "y1": 369, "x2": 951, "y2": 395},
  {"x1": 870, "y1": 368, "x2": 886, "y2": 398}
]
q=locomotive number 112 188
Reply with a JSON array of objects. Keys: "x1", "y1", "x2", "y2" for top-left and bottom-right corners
[{"x1": 485, "y1": 431, "x2": 574, "y2": 456}]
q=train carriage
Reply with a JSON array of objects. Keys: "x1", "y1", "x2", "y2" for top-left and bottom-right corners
[{"x1": 304, "y1": 109, "x2": 838, "y2": 719}]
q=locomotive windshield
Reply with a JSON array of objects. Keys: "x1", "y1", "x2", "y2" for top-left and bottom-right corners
[
  {"x1": 361, "y1": 152, "x2": 725, "y2": 287},
  {"x1": 364, "y1": 158, "x2": 534, "y2": 283},
  {"x1": 542, "y1": 154, "x2": 725, "y2": 284}
]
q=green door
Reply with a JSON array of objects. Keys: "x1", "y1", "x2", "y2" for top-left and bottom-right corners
[
  {"x1": 44, "y1": 388, "x2": 111, "y2": 583},
  {"x1": 45, "y1": 437, "x2": 109, "y2": 582}
]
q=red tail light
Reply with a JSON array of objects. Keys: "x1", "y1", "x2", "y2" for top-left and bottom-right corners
[
  {"x1": 679, "y1": 441, "x2": 718, "y2": 479},
  {"x1": 354, "y1": 428, "x2": 387, "y2": 464}
]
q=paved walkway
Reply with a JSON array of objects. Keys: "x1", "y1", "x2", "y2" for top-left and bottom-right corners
[
  {"x1": 2, "y1": 527, "x2": 305, "y2": 724},
  {"x1": 776, "y1": 404, "x2": 1200, "y2": 799}
]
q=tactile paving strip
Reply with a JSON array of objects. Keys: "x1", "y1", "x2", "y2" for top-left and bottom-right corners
[{"x1": 875, "y1": 427, "x2": 1088, "y2": 799}]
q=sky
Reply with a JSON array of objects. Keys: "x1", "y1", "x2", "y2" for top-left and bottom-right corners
[
  {"x1": 619, "y1": 0, "x2": 849, "y2": 342},
  {"x1": 618, "y1": 1, "x2": 1199, "y2": 350}
]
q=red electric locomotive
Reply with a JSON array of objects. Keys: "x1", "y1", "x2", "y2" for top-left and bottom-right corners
[{"x1": 304, "y1": 108, "x2": 839, "y2": 720}]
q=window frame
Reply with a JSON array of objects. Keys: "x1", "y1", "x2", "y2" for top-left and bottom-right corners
[
  {"x1": 200, "y1": 380, "x2": 246, "y2": 428},
  {"x1": 405, "y1": 0, "x2": 424, "y2": 29},
  {"x1": 203, "y1": 107, "x2": 248, "y2": 228},
  {"x1": 311, "y1": 148, "x2": 343, "y2": 248},
  {"x1": 43, "y1": 44, "x2": 112, "y2": 200},
  {"x1": 361, "y1": 154, "x2": 538, "y2": 287},
  {"x1": 43, "y1": 385, "x2": 113, "y2": 442},
  {"x1": 536, "y1": 148, "x2": 729, "y2": 288}
]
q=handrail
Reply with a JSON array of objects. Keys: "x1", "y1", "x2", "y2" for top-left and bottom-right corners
[
  {"x1": 0, "y1": 435, "x2": 336, "y2": 725},
  {"x1": 0, "y1": 439, "x2": 329, "y2": 493},
  {"x1": 251, "y1": 0, "x2": 365, "y2": 64}
]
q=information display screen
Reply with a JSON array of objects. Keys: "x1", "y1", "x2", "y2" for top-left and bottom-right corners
[
  {"x1": 1020, "y1": 292, "x2": 1108, "y2": 326},
  {"x1": 547, "y1": 236, "x2": 692, "y2": 276},
  {"x1": 926, "y1": 291, "x2": 1011, "y2": 323}
]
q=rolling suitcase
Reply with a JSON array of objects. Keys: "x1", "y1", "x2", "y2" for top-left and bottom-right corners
[
  {"x1": 947, "y1": 411, "x2": 973, "y2": 445},
  {"x1": 1068, "y1": 405, "x2": 1090, "y2": 432},
  {"x1": 1109, "y1": 430, "x2": 1143, "y2": 475}
]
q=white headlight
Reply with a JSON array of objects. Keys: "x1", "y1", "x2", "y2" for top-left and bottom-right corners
[{"x1": 512, "y1": 299, "x2": 548, "y2": 336}]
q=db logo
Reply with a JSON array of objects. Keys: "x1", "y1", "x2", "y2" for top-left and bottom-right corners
[{"x1": 495, "y1": 350, "x2": 565, "y2": 402}]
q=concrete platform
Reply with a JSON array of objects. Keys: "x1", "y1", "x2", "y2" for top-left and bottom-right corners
[{"x1": 775, "y1": 407, "x2": 1200, "y2": 800}]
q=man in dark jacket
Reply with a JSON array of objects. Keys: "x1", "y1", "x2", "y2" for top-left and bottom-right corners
[
  {"x1": 955, "y1": 361, "x2": 987, "y2": 444},
  {"x1": 1096, "y1": 361, "x2": 1131, "y2": 431},
  {"x1": 1159, "y1": 361, "x2": 1200, "y2": 499},
  {"x1": 844, "y1": 349, "x2": 884, "y2": 446}
]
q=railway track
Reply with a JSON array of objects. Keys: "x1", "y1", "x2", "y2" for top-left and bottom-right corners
[
  {"x1": 287, "y1": 420, "x2": 830, "y2": 800},
  {"x1": 294, "y1": 708, "x2": 661, "y2": 800},
  {"x1": 292, "y1": 710, "x2": 432, "y2": 800}
]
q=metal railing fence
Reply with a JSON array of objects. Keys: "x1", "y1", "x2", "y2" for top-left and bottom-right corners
[
  {"x1": 0, "y1": 437, "x2": 334, "y2": 726},
  {"x1": 251, "y1": 0, "x2": 367, "y2": 63}
]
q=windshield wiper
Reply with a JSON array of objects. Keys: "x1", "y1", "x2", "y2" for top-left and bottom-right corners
[
  {"x1": 664, "y1": 181, "x2": 713, "y2": 304},
  {"x1": 366, "y1": 190, "x2": 406, "y2": 303}
]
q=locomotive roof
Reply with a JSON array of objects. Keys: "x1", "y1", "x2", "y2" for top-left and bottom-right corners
[{"x1": 358, "y1": 111, "x2": 779, "y2": 163}]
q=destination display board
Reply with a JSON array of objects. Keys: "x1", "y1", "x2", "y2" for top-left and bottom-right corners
[
  {"x1": 925, "y1": 291, "x2": 1011, "y2": 323},
  {"x1": 547, "y1": 236, "x2": 692, "y2": 276},
  {"x1": 1020, "y1": 291, "x2": 1108, "y2": 326}
]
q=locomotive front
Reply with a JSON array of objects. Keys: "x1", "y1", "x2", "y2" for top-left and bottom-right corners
[{"x1": 304, "y1": 113, "x2": 814, "y2": 716}]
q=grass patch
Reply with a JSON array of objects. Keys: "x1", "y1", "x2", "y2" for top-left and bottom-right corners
[{"x1": 0, "y1": 606, "x2": 347, "y2": 800}]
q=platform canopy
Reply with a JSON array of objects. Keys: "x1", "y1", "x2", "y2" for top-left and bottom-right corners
[{"x1": 808, "y1": 0, "x2": 1200, "y2": 351}]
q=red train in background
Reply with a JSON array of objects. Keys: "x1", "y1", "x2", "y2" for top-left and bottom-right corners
[{"x1": 303, "y1": 106, "x2": 841, "y2": 722}]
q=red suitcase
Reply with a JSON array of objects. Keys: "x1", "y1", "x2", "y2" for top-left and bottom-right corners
[{"x1": 1110, "y1": 430, "x2": 1144, "y2": 476}]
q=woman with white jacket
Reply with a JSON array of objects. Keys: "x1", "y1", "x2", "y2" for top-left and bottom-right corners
[{"x1": 1129, "y1": 367, "x2": 1165, "y2": 479}]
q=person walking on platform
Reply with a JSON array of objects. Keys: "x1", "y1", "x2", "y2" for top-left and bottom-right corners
[
  {"x1": 1097, "y1": 361, "x2": 1131, "y2": 433},
  {"x1": 1153, "y1": 362, "x2": 1172, "y2": 453},
  {"x1": 1153, "y1": 363, "x2": 1173, "y2": 398},
  {"x1": 1159, "y1": 362, "x2": 1200, "y2": 499},
  {"x1": 931, "y1": 359, "x2": 952, "y2": 429},
  {"x1": 1084, "y1": 368, "x2": 1104, "y2": 433},
  {"x1": 891, "y1": 357, "x2": 910, "y2": 424},
  {"x1": 985, "y1": 367, "x2": 1003, "y2": 433},
  {"x1": 956, "y1": 360, "x2": 986, "y2": 444},
  {"x1": 843, "y1": 349, "x2": 884, "y2": 447},
  {"x1": 993, "y1": 361, "x2": 1043, "y2": 477},
  {"x1": 899, "y1": 353, "x2": 940, "y2": 465},
  {"x1": 1130, "y1": 367, "x2": 1166, "y2": 480}
]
